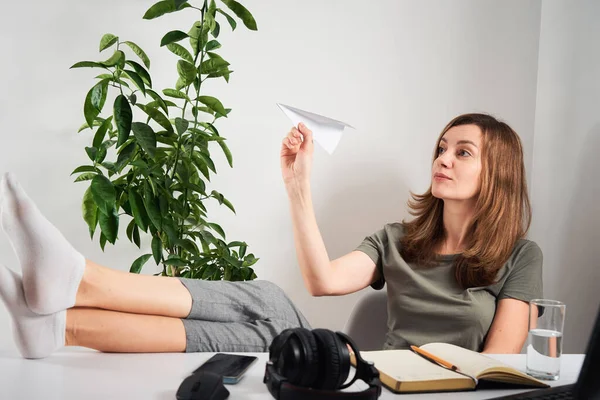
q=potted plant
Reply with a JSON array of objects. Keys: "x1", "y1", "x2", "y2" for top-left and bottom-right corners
[{"x1": 71, "y1": 0, "x2": 259, "y2": 281}]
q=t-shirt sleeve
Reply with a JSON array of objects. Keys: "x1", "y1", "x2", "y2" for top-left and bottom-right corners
[
  {"x1": 355, "y1": 227, "x2": 388, "y2": 290},
  {"x1": 498, "y1": 241, "x2": 543, "y2": 302}
]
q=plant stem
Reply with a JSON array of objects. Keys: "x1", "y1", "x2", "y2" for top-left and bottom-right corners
[
  {"x1": 169, "y1": 6, "x2": 207, "y2": 184},
  {"x1": 167, "y1": 2, "x2": 208, "y2": 258}
]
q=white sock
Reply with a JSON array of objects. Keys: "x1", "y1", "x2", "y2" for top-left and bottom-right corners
[
  {"x1": 0, "y1": 264, "x2": 65, "y2": 359},
  {"x1": 1, "y1": 172, "x2": 85, "y2": 315}
]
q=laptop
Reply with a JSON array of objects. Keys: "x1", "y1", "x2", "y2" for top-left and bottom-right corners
[{"x1": 489, "y1": 303, "x2": 600, "y2": 400}]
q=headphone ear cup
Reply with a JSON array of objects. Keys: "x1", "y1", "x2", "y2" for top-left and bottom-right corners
[
  {"x1": 269, "y1": 328, "x2": 294, "y2": 362},
  {"x1": 278, "y1": 328, "x2": 319, "y2": 387},
  {"x1": 312, "y1": 329, "x2": 351, "y2": 390}
]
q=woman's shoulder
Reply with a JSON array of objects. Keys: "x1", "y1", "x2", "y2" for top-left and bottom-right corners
[
  {"x1": 379, "y1": 222, "x2": 406, "y2": 240},
  {"x1": 511, "y1": 238, "x2": 543, "y2": 261}
]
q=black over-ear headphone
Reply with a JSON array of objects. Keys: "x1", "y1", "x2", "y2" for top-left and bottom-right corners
[{"x1": 263, "y1": 328, "x2": 382, "y2": 400}]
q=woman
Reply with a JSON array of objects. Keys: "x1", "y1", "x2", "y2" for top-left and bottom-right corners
[
  {"x1": 282, "y1": 114, "x2": 541, "y2": 354},
  {"x1": 0, "y1": 113, "x2": 540, "y2": 359}
]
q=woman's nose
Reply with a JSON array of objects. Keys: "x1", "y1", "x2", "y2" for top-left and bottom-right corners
[{"x1": 437, "y1": 152, "x2": 453, "y2": 168}]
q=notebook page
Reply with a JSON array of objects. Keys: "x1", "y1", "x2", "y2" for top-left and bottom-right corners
[
  {"x1": 360, "y1": 349, "x2": 468, "y2": 382},
  {"x1": 420, "y1": 343, "x2": 513, "y2": 379}
]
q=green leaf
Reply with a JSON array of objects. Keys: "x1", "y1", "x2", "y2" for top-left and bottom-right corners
[
  {"x1": 147, "y1": 89, "x2": 169, "y2": 114},
  {"x1": 175, "y1": 77, "x2": 186, "y2": 91},
  {"x1": 143, "y1": 183, "x2": 162, "y2": 230},
  {"x1": 83, "y1": 79, "x2": 109, "y2": 127},
  {"x1": 177, "y1": 59, "x2": 197, "y2": 85},
  {"x1": 166, "y1": 43, "x2": 193, "y2": 63},
  {"x1": 222, "y1": 196, "x2": 236, "y2": 213},
  {"x1": 192, "y1": 153, "x2": 211, "y2": 181},
  {"x1": 131, "y1": 122, "x2": 157, "y2": 158},
  {"x1": 206, "y1": 68, "x2": 232, "y2": 83},
  {"x1": 218, "y1": 139, "x2": 233, "y2": 167},
  {"x1": 175, "y1": 117, "x2": 189, "y2": 135},
  {"x1": 77, "y1": 119, "x2": 103, "y2": 133},
  {"x1": 137, "y1": 104, "x2": 174, "y2": 133},
  {"x1": 126, "y1": 219, "x2": 136, "y2": 243},
  {"x1": 163, "y1": 258, "x2": 187, "y2": 267},
  {"x1": 197, "y1": 96, "x2": 227, "y2": 117},
  {"x1": 115, "y1": 141, "x2": 137, "y2": 170},
  {"x1": 208, "y1": 222, "x2": 226, "y2": 239},
  {"x1": 188, "y1": 20, "x2": 209, "y2": 55},
  {"x1": 91, "y1": 175, "x2": 116, "y2": 215},
  {"x1": 211, "y1": 21, "x2": 220, "y2": 38},
  {"x1": 176, "y1": 159, "x2": 190, "y2": 181},
  {"x1": 85, "y1": 146, "x2": 97, "y2": 162},
  {"x1": 128, "y1": 188, "x2": 149, "y2": 232},
  {"x1": 216, "y1": 9, "x2": 237, "y2": 31},
  {"x1": 176, "y1": 238, "x2": 199, "y2": 253},
  {"x1": 82, "y1": 186, "x2": 99, "y2": 239},
  {"x1": 100, "y1": 233, "x2": 107, "y2": 251},
  {"x1": 162, "y1": 88, "x2": 189, "y2": 101},
  {"x1": 152, "y1": 235, "x2": 162, "y2": 264},
  {"x1": 196, "y1": 151, "x2": 216, "y2": 173},
  {"x1": 122, "y1": 69, "x2": 146, "y2": 95},
  {"x1": 220, "y1": 0, "x2": 257, "y2": 30},
  {"x1": 99, "y1": 33, "x2": 119, "y2": 52},
  {"x1": 74, "y1": 172, "x2": 97, "y2": 182},
  {"x1": 71, "y1": 165, "x2": 99, "y2": 175},
  {"x1": 122, "y1": 41, "x2": 151, "y2": 69},
  {"x1": 205, "y1": 40, "x2": 221, "y2": 51},
  {"x1": 101, "y1": 50, "x2": 125, "y2": 68},
  {"x1": 125, "y1": 60, "x2": 152, "y2": 87},
  {"x1": 130, "y1": 254, "x2": 152, "y2": 274},
  {"x1": 132, "y1": 223, "x2": 141, "y2": 247},
  {"x1": 161, "y1": 30, "x2": 189, "y2": 47},
  {"x1": 239, "y1": 244, "x2": 247, "y2": 258},
  {"x1": 143, "y1": 0, "x2": 184, "y2": 20},
  {"x1": 96, "y1": 145, "x2": 107, "y2": 163},
  {"x1": 200, "y1": 122, "x2": 219, "y2": 135},
  {"x1": 114, "y1": 95, "x2": 132, "y2": 147},
  {"x1": 93, "y1": 116, "x2": 113, "y2": 149},
  {"x1": 98, "y1": 206, "x2": 119, "y2": 244},
  {"x1": 70, "y1": 61, "x2": 108, "y2": 69},
  {"x1": 199, "y1": 57, "x2": 229, "y2": 74}
]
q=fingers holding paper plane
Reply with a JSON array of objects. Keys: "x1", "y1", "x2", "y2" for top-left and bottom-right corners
[
  {"x1": 280, "y1": 123, "x2": 314, "y2": 185},
  {"x1": 276, "y1": 103, "x2": 354, "y2": 155}
]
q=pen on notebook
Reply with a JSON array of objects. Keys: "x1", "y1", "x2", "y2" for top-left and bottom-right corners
[{"x1": 410, "y1": 345, "x2": 458, "y2": 371}]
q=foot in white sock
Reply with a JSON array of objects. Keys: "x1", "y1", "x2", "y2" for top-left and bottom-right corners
[
  {"x1": 1, "y1": 172, "x2": 85, "y2": 315},
  {"x1": 0, "y1": 264, "x2": 65, "y2": 359}
]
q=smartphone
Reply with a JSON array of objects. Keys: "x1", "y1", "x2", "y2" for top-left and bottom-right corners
[{"x1": 193, "y1": 353, "x2": 258, "y2": 384}]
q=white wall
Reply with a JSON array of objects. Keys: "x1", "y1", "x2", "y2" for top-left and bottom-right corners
[
  {"x1": 530, "y1": 0, "x2": 600, "y2": 353},
  {"x1": 0, "y1": 1, "x2": 543, "y2": 349}
]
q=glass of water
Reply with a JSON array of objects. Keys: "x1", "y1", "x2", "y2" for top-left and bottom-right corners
[{"x1": 526, "y1": 299, "x2": 566, "y2": 380}]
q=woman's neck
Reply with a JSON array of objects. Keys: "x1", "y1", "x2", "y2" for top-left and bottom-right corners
[{"x1": 439, "y1": 199, "x2": 476, "y2": 255}]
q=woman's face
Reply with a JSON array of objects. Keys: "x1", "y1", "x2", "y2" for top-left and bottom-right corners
[{"x1": 431, "y1": 124, "x2": 483, "y2": 202}]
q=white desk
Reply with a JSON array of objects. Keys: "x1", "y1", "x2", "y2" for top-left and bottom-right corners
[{"x1": 0, "y1": 347, "x2": 584, "y2": 399}]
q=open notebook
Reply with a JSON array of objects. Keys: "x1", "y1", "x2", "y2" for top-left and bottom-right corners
[{"x1": 354, "y1": 343, "x2": 550, "y2": 394}]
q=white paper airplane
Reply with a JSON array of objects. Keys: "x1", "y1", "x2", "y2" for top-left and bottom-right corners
[{"x1": 277, "y1": 103, "x2": 355, "y2": 154}]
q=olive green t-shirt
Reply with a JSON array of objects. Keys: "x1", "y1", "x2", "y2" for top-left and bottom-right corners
[{"x1": 356, "y1": 223, "x2": 543, "y2": 352}]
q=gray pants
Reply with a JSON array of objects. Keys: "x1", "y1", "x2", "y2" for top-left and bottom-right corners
[{"x1": 178, "y1": 279, "x2": 312, "y2": 352}]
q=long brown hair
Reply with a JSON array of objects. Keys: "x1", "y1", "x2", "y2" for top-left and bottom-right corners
[{"x1": 400, "y1": 113, "x2": 531, "y2": 288}]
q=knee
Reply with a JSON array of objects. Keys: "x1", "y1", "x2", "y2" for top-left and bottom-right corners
[{"x1": 254, "y1": 280, "x2": 285, "y2": 296}]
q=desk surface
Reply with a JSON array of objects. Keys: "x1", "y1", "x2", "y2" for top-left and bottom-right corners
[{"x1": 0, "y1": 347, "x2": 584, "y2": 400}]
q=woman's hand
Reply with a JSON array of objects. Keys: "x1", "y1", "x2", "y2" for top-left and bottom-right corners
[{"x1": 280, "y1": 123, "x2": 314, "y2": 186}]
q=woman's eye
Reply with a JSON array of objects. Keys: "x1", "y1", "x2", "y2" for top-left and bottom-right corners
[
  {"x1": 458, "y1": 149, "x2": 471, "y2": 157},
  {"x1": 437, "y1": 146, "x2": 446, "y2": 155}
]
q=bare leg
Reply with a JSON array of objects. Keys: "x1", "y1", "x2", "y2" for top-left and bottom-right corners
[
  {"x1": 75, "y1": 260, "x2": 192, "y2": 318},
  {"x1": 65, "y1": 307, "x2": 186, "y2": 353}
]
